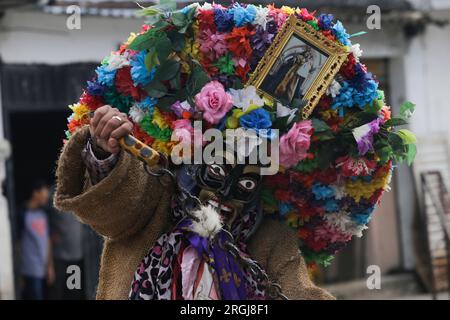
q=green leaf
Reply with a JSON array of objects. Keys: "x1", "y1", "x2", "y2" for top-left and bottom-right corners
[
  {"x1": 144, "y1": 50, "x2": 159, "y2": 72},
  {"x1": 187, "y1": 61, "x2": 210, "y2": 96},
  {"x1": 397, "y1": 129, "x2": 417, "y2": 144},
  {"x1": 153, "y1": 59, "x2": 180, "y2": 81},
  {"x1": 384, "y1": 117, "x2": 408, "y2": 127},
  {"x1": 400, "y1": 101, "x2": 415, "y2": 119},
  {"x1": 291, "y1": 98, "x2": 308, "y2": 110},
  {"x1": 378, "y1": 146, "x2": 393, "y2": 164},
  {"x1": 127, "y1": 33, "x2": 153, "y2": 51},
  {"x1": 167, "y1": 29, "x2": 185, "y2": 52},
  {"x1": 169, "y1": 71, "x2": 181, "y2": 91},
  {"x1": 170, "y1": 8, "x2": 196, "y2": 34},
  {"x1": 127, "y1": 28, "x2": 164, "y2": 51},
  {"x1": 171, "y1": 11, "x2": 187, "y2": 27},
  {"x1": 154, "y1": 35, "x2": 173, "y2": 63},
  {"x1": 144, "y1": 81, "x2": 168, "y2": 98},
  {"x1": 312, "y1": 119, "x2": 330, "y2": 133},
  {"x1": 406, "y1": 144, "x2": 417, "y2": 166}
]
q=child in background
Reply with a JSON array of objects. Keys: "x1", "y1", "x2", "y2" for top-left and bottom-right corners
[{"x1": 19, "y1": 180, "x2": 54, "y2": 300}]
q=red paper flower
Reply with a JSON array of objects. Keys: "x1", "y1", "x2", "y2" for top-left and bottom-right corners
[
  {"x1": 115, "y1": 66, "x2": 145, "y2": 101},
  {"x1": 80, "y1": 91, "x2": 104, "y2": 111},
  {"x1": 198, "y1": 9, "x2": 216, "y2": 32},
  {"x1": 335, "y1": 156, "x2": 377, "y2": 177},
  {"x1": 67, "y1": 118, "x2": 87, "y2": 134},
  {"x1": 340, "y1": 53, "x2": 356, "y2": 79},
  {"x1": 235, "y1": 63, "x2": 251, "y2": 82},
  {"x1": 274, "y1": 189, "x2": 291, "y2": 202},
  {"x1": 132, "y1": 124, "x2": 155, "y2": 146},
  {"x1": 226, "y1": 26, "x2": 255, "y2": 60},
  {"x1": 298, "y1": 8, "x2": 316, "y2": 22}
]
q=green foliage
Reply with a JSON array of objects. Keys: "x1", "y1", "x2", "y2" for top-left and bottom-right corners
[
  {"x1": 400, "y1": 101, "x2": 415, "y2": 119},
  {"x1": 186, "y1": 60, "x2": 211, "y2": 98}
]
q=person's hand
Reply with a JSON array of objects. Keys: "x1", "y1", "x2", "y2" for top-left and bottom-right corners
[
  {"x1": 89, "y1": 105, "x2": 133, "y2": 154},
  {"x1": 47, "y1": 264, "x2": 55, "y2": 286}
]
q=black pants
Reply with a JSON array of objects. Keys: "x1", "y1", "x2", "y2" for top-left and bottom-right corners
[{"x1": 22, "y1": 276, "x2": 45, "y2": 300}]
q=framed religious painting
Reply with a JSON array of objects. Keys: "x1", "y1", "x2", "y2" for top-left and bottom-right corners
[{"x1": 247, "y1": 15, "x2": 348, "y2": 119}]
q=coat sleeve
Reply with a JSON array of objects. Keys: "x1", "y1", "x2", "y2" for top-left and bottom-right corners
[
  {"x1": 248, "y1": 219, "x2": 335, "y2": 300},
  {"x1": 54, "y1": 126, "x2": 173, "y2": 240}
]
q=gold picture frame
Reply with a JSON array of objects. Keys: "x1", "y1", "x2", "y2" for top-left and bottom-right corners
[{"x1": 247, "y1": 15, "x2": 348, "y2": 119}]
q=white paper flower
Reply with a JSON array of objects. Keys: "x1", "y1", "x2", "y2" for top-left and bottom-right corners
[
  {"x1": 254, "y1": 6, "x2": 270, "y2": 30},
  {"x1": 129, "y1": 105, "x2": 145, "y2": 123},
  {"x1": 106, "y1": 52, "x2": 130, "y2": 71},
  {"x1": 276, "y1": 102, "x2": 298, "y2": 124},
  {"x1": 228, "y1": 86, "x2": 265, "y2": 112},
  {"x1": 326, "y1": 80, "x2": 342, "y2": 98},
  {"x1": 351, "y1": 44, "x2": 363, "y2": 61},
  {"x1": 331, "y1": 184, "x2": 346, "y2": 200},
  {"x1": 200, "y1": 2, "x2": 213, "y2": 11},
  {"x1": 226, "y1": 128, "x2": 262, "y2": 160},
  {"x1": 324, "y1": 212, "x2": 367, "y2": 238}
]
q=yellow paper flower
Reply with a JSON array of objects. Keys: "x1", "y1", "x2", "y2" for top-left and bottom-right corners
[
  {"x1": 282, "y1": 6, "x2": 296, "y2": 15},
  {"x1": 124, "y1": 32, "x2": 137, "y2": 47},
  {"x1": 152, "y1": 108, "x2": 169, "y2": 130},
  {"x1": 152, "y1": 139, "x2": 173, "y2": 155},
  {"x1": 69, "y1": 103, "x2": 89, "y2": 121},
  {"x1": 263, "y1": 97, "x2": 274, "y2": 108},
  {"x1": 225, "y1": 105, "x2": 261, "y2": 129},
  {"x1": 320, "y1": 109, "x2": 338, "y2": 121},
  {"x1": 285, "y1": 212, "x2": 300, "y2": 228},
  {"x1": 345, "y1": 170, "x2": 391, "y2": 202}
]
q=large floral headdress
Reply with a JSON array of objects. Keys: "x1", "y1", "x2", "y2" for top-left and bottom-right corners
[{"x1": 66, "y1": 2, "x2": 416, "y2": 268}]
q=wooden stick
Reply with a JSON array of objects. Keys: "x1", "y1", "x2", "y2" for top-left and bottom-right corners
[{"x1": 119, "y1": 134, "x2": 161, "y2": 167}]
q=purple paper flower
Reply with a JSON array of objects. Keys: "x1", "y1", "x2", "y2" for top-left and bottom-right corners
[
  {"x1": 214, "y1": 9, "x2": 234, "y2": 32},
  {"x1": 352, "y1": 118, "x2": 382, "y2": 155},
  {"x1": 318, "y1": 14, "x2": 334, "y2": 30},
  {"x1": 86, "y1": 80, "x2": 108, "y2": 96},
  {"x1": 250, "y1": 25, "x2": 275, "y2": 67},
  {"x1": 266, "y1": 20, "x2": 278, "y2": 34},
  {"x1": 170, "y1": 100, "x2": 193, "y2": 118}
]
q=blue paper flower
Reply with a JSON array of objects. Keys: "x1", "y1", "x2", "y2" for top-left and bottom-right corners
[
  {"x1": 86, "y1": 80, "x2": 108, "y2": 96},
  {"x1": 95, "y1": 65, "x2": 117, "y2": 87},
  {"x1": 324, "y1": 199, "x2": 339, "y2": 212},
  {"x1": 351, "y1": 207, "x2": 374, "y2": 225},
  {"x1": 130, "y1": 51, "x2": 155, "y2": 87},
  {"x1": 312, "y1": 183, "x2": 335, "y2": 200},
  {"x1": 318, "y1": 14, "x2": 334, "y2": 30},
  {"x1": 331, "y1": 80, "x2": 379, "y2": 116},
  {"x1": 279, "y1": 202, "x2": 294, "y2": 216},
  {"x1": 332, "y1": 21, "x2": 351, "y2": 46},
  {"x1": 214, "y1": 9, "x2": 234, "y2": 32},
  {"x1": 137, "y1": 96, "x2": 157, "y2": 113},
  {"x1": 230, "y1": 4, "x2": 256, "y2": 27},
  {"x1": 239, "y1": 108, "x2": 275, "y2": 139}
]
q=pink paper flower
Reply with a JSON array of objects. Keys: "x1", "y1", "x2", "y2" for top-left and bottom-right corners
[
  {"x1": 199, "y1": 29, "x2": 228, "y2": 60},
  {"x1": 279, "y1": 120, "x2": 312, "y2": 168},
  {"x1": 195, "y1": 81, "x2": 233, "y2": 124},
  {"x1": 172, "y1": 119, "x2": 194, "y2": 145}
]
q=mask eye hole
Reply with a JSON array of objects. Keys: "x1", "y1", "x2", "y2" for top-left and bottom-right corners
[
  {"x1": 208, "y1": 164, "x2": 226, "y2": 180},
  {"x1": 238, "y1": 178, "x2": 257, "y2": 191}
]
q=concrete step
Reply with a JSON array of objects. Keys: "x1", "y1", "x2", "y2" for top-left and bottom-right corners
[{"x1": 323, "y1": 273, "x2": 426, "y2": 300}]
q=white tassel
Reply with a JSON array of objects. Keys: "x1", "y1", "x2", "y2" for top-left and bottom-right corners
[{"x1": 189, "y1": 205, "x2": 223, "y2": 239}]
